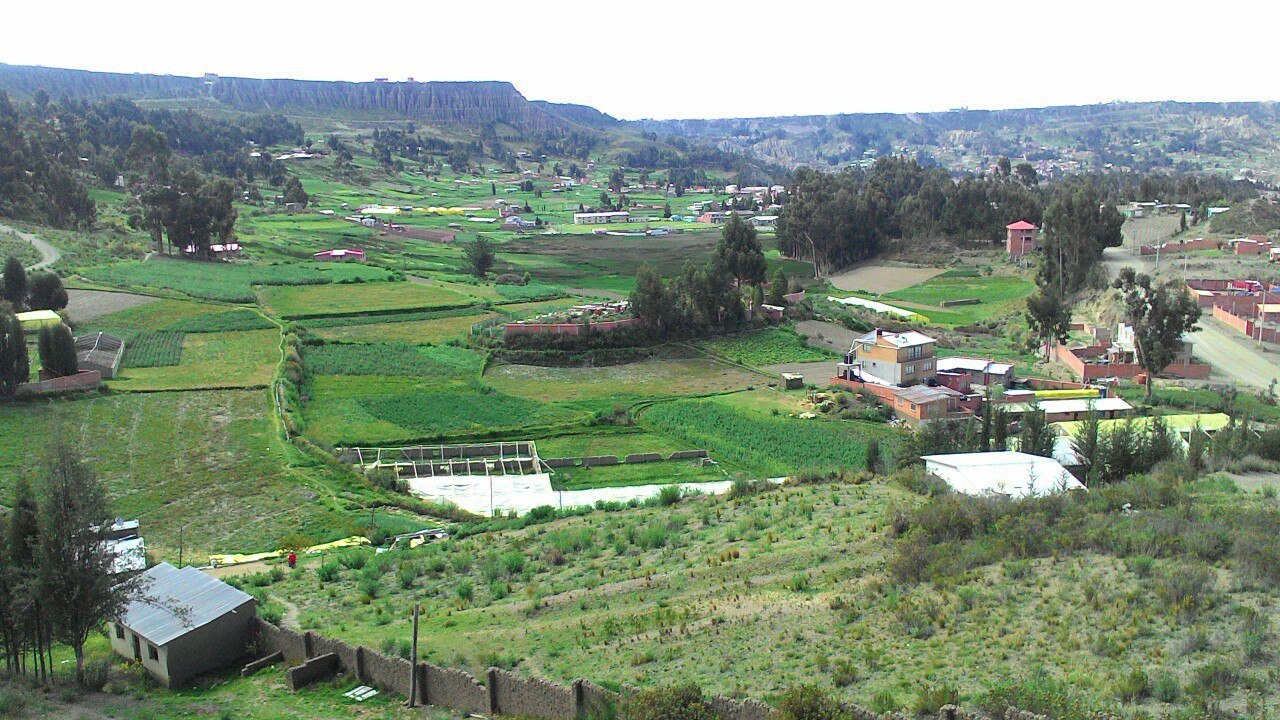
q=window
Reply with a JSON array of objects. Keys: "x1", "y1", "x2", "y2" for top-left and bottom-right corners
[
  {"x1": 904, "y1": 364, "x2": 915, "y2": 375},
  {"x1": 907, "y1": 345, "x2": 922, "y2": 360},
  {"x1": 910, "y1": 403, "x2": 917, "y2": 411},
  {"x1": 148, "y1": 644, "x2": 159, "y2": 661},
  {"x1": 923, "y1": 361, "x2": 933, "y2": 371},
  {"x1": 115, "y1": 625, "x2": 124, "y2": 640}
]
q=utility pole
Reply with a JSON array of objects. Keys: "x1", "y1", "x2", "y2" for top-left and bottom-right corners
[{"x1": 407, "y1": 604, "x2": 420, "y2": 707}]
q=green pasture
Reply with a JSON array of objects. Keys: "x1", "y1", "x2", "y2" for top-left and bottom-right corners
[
  {"x1": 110, "y1": 328, "x2": 280, "y2": 391},
  {"x1": 484, "y1": 355, "x2": 761, "y2": 404},
  {"x1": 698, "y1": 327, "x2": 836, "y2": 367}
]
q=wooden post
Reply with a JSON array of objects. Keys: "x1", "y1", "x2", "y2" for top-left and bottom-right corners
[{"x1": 407, "y1": 604, "x2": 420, "y2": 707}]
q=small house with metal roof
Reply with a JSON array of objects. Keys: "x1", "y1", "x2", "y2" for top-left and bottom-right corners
[{"x1": 108, "y1": 562, "x2": 257, "y2": 687}]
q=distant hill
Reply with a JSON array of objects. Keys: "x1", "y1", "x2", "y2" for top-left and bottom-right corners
[
  {"x1": 0, "y1": 63, "x2": 619, "y2": 133},
  {"x1": 633, "y1": 101, "x2": 1280, "y2": 178}
]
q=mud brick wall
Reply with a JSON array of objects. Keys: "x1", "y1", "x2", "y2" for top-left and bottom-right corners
[
  {"x1": 574, "y1": 679, "x2": 620, "y2": 719},
  {"x1": 307, "y1": 632, "x2": 359, "y2": 675},
  {"x1": 361, "y1": 646, "x2": 414, "y2": 698},
  {"x1": 424, "y1": 662, "x2": 491, "y2": 714},
  {"x1": 581, "y1": 455, "x2": 620, "y2": 467},
  {"x1": 707, "y1": 694, "x2": 778, "y2": 720},
  {"x1": 624, "y1": 453, "x2": 664, "y2": 464},
  {"x1": 668, "y1": 449, "x2": 710, "y2": 460},
  {"x1": 287, "y1": 652, "x2": 338, "y2": 690},
  {"x1": 254, "y1": 619, "x2": 307, "y2": 662},
  {"x1": 490, "y1": 668, "x2": 576, "y2": 719}
]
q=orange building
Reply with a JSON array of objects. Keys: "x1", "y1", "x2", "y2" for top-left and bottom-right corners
[{"x1": 1006, "y1": 220, "x2": 1038, "y2": 258}]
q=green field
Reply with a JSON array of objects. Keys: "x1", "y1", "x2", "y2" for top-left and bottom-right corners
[
  {"x1": 313, "y1": 312, "x2": 498, "y2": 344},
  {"x1": 264, "y1": 281, "x2": 476, "y2": 317},
  {"x1": 82, "y1": 256, "x2": 394, "y2": 302},
  {"x1": 643, "y1": 397, "x2": 900, "y2": 476},
  {"x1": 111, "y1": 328, "x2": 280, "y2": 390},
  {"x1": 485, "y1": 355, "x2": 761, "y2": 403},
  {"x1": 0, "y1": 390, "x2": 341, "y2": 557},
  {"x1": 698, "y1": 327, "x2": 836, "y2": 366},
  {"x1": 302, "y1": 342, "x2": 483, "y2": 378},
  {"x1": 301, "y1": 375, "x2": 587, "y2": 446},
  {"x1": 883, "y1": 273, "x2": 1036, "y2": 326}
]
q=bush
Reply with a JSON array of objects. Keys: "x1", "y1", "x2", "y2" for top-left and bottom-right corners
[
  {"x1": 337, "y1": 551, "x2": 368, "y2": 570},
  {"x1": 911, "y1": 683, "x2": 960, "y2": 713},
  {"x1": 622, "y1": 684, "x2": 719, "y2": 720},
  {"x1": 1152, "y1": 563, "x2": 1215, "y2": 619},
  {"x1": 81, "y1": 656, "x2": 112, "y2": 692},
  {"x1": 1113, "y1": 669, "x2": 1149, "y2": 703},
  {"x1": 316, "y1": 561, "x2": 341, "y2": 583},
  {"x1": 777, "y1": 685, "x2": 845, "y2": 720},
  {"x1": 1152, "y1": 672, "x2": 1180, "y2": 703}
]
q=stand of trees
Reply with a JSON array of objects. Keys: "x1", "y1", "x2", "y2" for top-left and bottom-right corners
[
  {"x1": 629, "y1": 258, "x2": 746, "y2": 338},
  {"x1": 1, "y1": 257, "x2": 68, "y2": 312},
  {"x1": 1114, "y1": 269, "x2": 1203, "y2": 401},
  {"x1": 0, "y1": 440, "x2": 146, "y2": 686}
]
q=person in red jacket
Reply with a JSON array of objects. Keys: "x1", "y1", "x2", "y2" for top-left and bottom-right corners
[{"x1": 287, "y1": 551, "x2": 297, "y2": 569}]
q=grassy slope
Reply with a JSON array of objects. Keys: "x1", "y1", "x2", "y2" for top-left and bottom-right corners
[{"x1": 251, "y1": 476, "x2": 1280, "y2": 716}]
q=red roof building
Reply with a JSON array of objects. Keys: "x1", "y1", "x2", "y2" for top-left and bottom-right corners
[{"x1": 1006, "y1": 221, "x2": 1038, "y2": 258}]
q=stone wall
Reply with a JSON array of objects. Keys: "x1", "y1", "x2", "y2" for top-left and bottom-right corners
[
  {"x1": 490, "y1": 668, "x2": 576, "y2": 719},
  {"x1": 667, "y1": 449, "x2": 709, "y2": 460},
  {"x1": 307, "y1": 632, "x2": 359, "y2": 677},
  {"x1": 624, "y1": 452, "x2": 664, "y2": 464},
  {"x1": 581, "y1": 455, "x2": 620, "y2": 467}
]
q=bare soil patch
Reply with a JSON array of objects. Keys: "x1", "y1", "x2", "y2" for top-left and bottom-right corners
[
  {"x1": 827, "y1": 263, "x2": 945, "y2": 294},
  {"x1": 794, "y1": 320, "x2": 860, "y2": 354},
  {"x1": 64, "y1": 289, "x2": 158, "y2": 323}
]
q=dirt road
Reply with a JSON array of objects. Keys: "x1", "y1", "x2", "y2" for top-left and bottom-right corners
[
  {"x1": 1101, "y1": 246, "x2": 1280, "y2": 389},
  {"x1": 0, "y1": 221, "x2": 60, "y2": 271},
  {"x1": 1188, "y1": 318, "x2": 1280, "y2": 390}
]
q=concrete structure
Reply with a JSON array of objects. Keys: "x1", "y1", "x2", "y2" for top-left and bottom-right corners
[
  {"x1": 922, "y1": 451, "x2": 1086, "y2": 497},
  {"x1": 750, "y1": 215, "x2": 778, "y2": 228},
  {"x1": 1054, "y1": 322, "x2": 1210, "y2": 381},
  {"x1": 844, "y1": 329, "x2": 937, "y2": 386},
  {"x1": 1004, "y1": 396, "x2": 1133, "y2": 423},
  {"x1": 891, "y1": 384, "x2": 969, "y2": 427},
  {"x1": 572, "y1": 211, "x2": 629, "y2": 225},
  {"x1": 1006, "y1": 220, "x2": 1038, "y2": 258},
  {"x1": 74, "y1": 332, "x2": 125, "y2": 379},
  {"x1": 109, "y1": 563, "x2": 257, "y2": 687},
  {"x1": 935, "y1": 356, "x2": 1014, "y2": 387}
]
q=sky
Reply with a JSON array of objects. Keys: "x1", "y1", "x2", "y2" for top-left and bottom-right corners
[{"x1": 6, "y1": 0, "x2": 1279, "y2": 120}]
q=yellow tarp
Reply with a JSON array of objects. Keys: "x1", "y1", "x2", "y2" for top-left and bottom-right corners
[
  {"x1": 208, "y1": 535, "x2": 370, "y2": 567},
  {"x1": 1034, "y1": 389, "x2": 1103, "y2": 400},
  {"x1": 16, "y1": 310, "x2": 62, "y2": 332}
]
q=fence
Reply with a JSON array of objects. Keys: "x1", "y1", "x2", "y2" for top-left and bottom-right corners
[
  {"x1": 504, "y1": 317, "x2": 644, "y2": 337},
  {"x1": 253, "y1": 620, "x2": 1084, "y2": 720}
]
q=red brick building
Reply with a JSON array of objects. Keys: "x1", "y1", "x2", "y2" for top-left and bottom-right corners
[{"x1": 1006, "y1": 221, "x2": 1038, "y2": 258}]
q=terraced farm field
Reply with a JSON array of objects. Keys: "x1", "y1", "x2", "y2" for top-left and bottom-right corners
[{"x1": 264, "y1": 280, "x2": 476, "y2": 317}]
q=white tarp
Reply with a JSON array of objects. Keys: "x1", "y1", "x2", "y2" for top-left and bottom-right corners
[
  {"x1": 827, "y1": 296, "x2": 926, "y2": 321},
  {"x1": 407, "y1": 473, "x2": 736, "y2": 516}
]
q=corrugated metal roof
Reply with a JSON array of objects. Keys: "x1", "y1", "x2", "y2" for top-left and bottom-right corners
[
  {"x1": 895, "y1": 385, "x2": 962, "y2": 404},
  {"x1": 922, "y1": 451, "x2": 1085, "y2": 498},
  {"x1": 120, "y1": 563, "x2": 254, "y2": 646}
]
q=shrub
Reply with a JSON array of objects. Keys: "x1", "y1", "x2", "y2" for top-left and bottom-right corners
[
  {"x1": 622, "y1": 684, "x2": 719, "y2": 720},
  {"x1": 1113, "y1": 669, "x2": 1149, "y2": 703},
  {"x1": 338, "y1": 551, "x2": 368, "y2": 570},
  {"x1": 81, "y1": 656, "x2": 112, "y2": 691},
  {"x1": 316, "y1": 561, "x2": 341, "y2": 583},
  {"x1": 1152, "y1": 672, "x2": 1180, "y2": 703},
  {"x1": 911, "y1": 683, "x2": 960, "y2": 713},
  {"x1": 1187, "y1": 659, "x2": 1240, "y2": 713},
  {"x1": 868, "y1": 690, "x2": 899, "y2": 714},
  {"x1": 1152, "y1": 563, "x2": 1215, "y2": 619},
  {"x1": 777, "y1": 685, "x2": 845, "y2": 720}
]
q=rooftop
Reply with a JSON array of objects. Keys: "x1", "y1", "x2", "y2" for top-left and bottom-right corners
[
  {"x1": 118, "y1": 563, "x2": 254, "y2": 646},
  {"x1": 895, "y1": 384, "x2": 963, "y2": 404},
  {"x1": 936, "y1": 356, "x2": 1014, "y2": 375},
  {"x1": 922, "y1": 451, "x2": 1085, "y2": 498},
  {"x1": 1006, "y1": 220, "x2": 1038, "y2": 230},
  {"x1": 854, "y1": 328, "x2": 936, "y2": 349}
]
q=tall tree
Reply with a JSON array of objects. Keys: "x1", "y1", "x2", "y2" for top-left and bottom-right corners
[
  {"x1": 26, "y1": 273, "x2": 68, "y2": 312},
  {"x1": 715, "y1": 215, "x2": 767, "y2": 287},
  {"x1": 767, "y1": 268, "x2": 788, "y2": 306},
  {"x1": 1018, "y1": 409, "x2": 1055, "y2": 459},
  {"x1": 36, "y1": 439, "x2": 146, "y2": 686},
  {"x1": 630, "y1": 264, "x2": 674, "y2": 333},
  {"x1": 1113, "y1": 269, "x2": 1202, "y2": 401},
  {"x1": 0, "y1": 310, "x2": 29, "y2": 395},
  {"x1": 463, "y1": 237, "x2": 496, "y2": 278},
  {"x1": 2, "y1": 256, "x2": 27, "y2": 309},
  {"x1": 282, "y1": 176, "x2": 309, "y2": 208},
  {"x1": 1024, "y1": 287, "x2": 1072, "y2": 361}
]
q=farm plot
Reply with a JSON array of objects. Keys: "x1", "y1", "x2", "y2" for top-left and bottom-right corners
[
  {"x1": 827, "y1": 263, "x2": 945, "y2": 294},
  {"x1": 301, "y1": 376, "x2": 587, "y2": 446},
  {"x1": 550, "y1": 458, "x2": 726, "y2": 491},
  {"x1": 263, "y1": 281, "x2": 476, "y2": 318},
  {"x1": 698, "y1": 327, "x2": 836, "y2": 366},
  {"x1": 301, "y1": 343, "x2": 483, "y2": 378},
  {"x1": 62, "y1": 289, "x2": 158, "y2": 324},
  {"x1": 110, "y1": 328, "x2": 280, "y2": 391},
  {"x1": 485, "y1": 356, "x2": 760, "y2": 404},
  {"x1": 122, "y1": 331, "x2": 184, "y2": 368},
  {"x1": 82, "y1": 257, "x2": 393, "y2": 302},
  {"x1": 883, "y1": 272, "x2": 1035, "y2": 325},
  {"x1": 312, "y1": 312, "x2": 498, "y2": 344},
  {"x1": 79, "y1": 298, "x2": 234, "y2": 335},
  {"x1": 642, "y1": 397, "x2": 901, "y2": 477},
  {"x1": 0, "y1": 390, "x2": 335, "y2": 558}
]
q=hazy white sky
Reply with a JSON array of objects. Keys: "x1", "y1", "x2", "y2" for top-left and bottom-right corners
[{"x1": 7, "y1": 0, "x2": 1277, "y2": 120}]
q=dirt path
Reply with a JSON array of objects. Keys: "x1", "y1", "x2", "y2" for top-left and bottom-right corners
[{"x1": 0, "y1": 221, "x2": 60, "y2": 271}]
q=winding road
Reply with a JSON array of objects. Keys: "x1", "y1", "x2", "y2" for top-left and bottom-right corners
[{"x1": 0, "y1": 221, "x2": 61, "y2": 271}]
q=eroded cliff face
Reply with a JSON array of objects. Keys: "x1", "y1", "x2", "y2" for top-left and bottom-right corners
[{"x1": 0, "y1": 64, "x2": 617, "y2": 132}]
